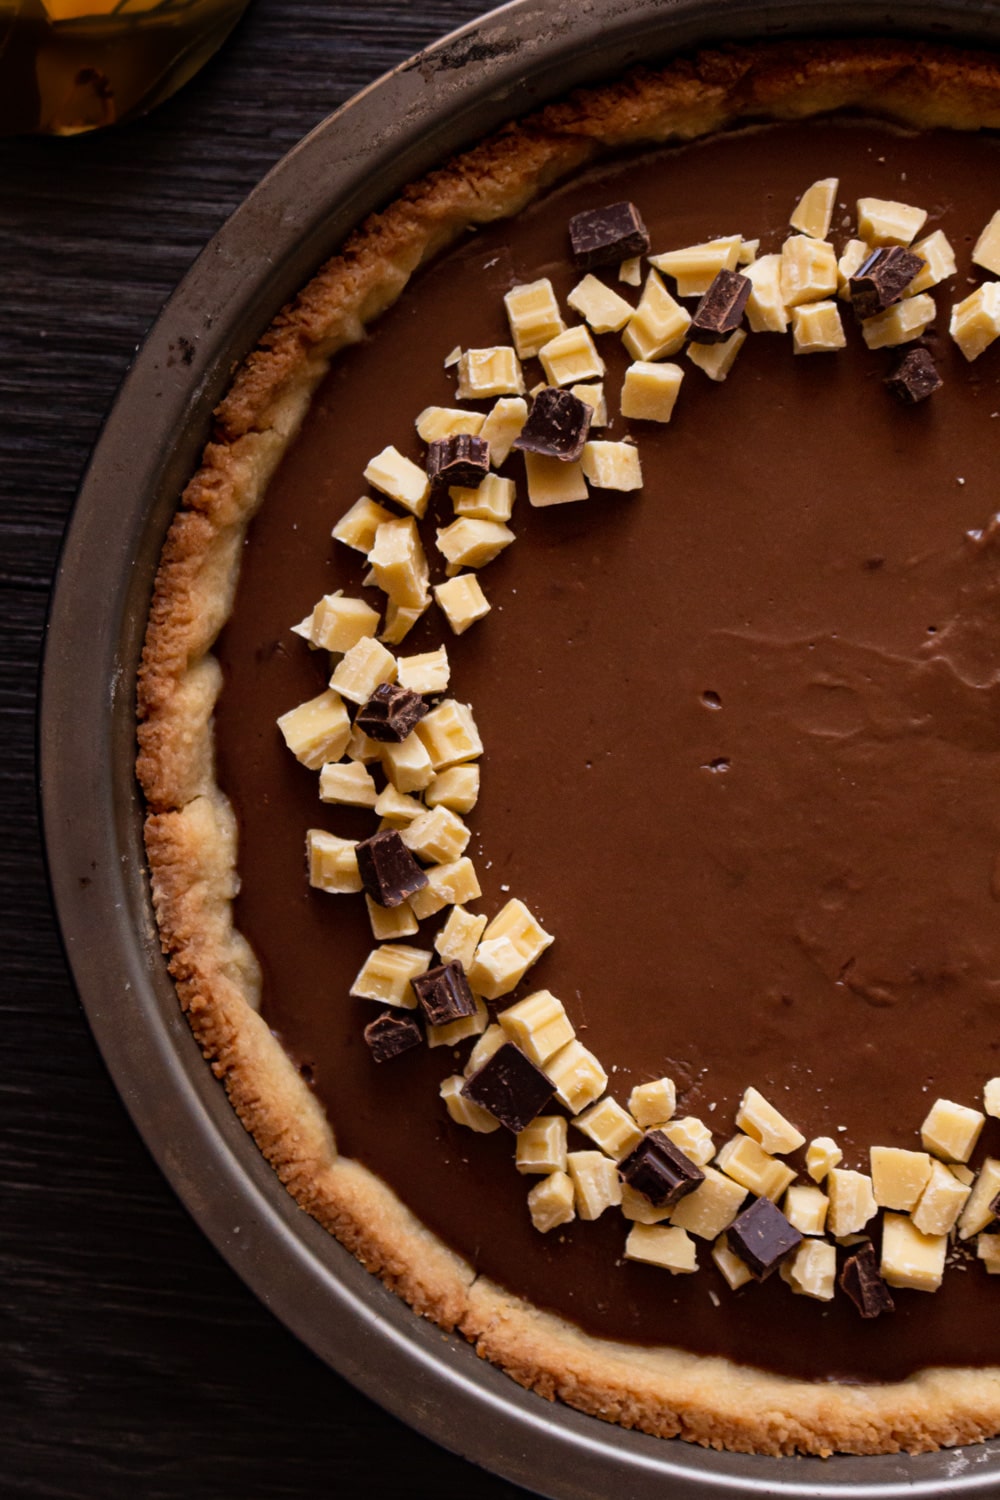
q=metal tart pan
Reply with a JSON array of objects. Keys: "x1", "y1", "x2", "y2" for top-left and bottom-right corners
[{"x1": 40, "y1": 1, "x2": 1000, "y2": 1494}]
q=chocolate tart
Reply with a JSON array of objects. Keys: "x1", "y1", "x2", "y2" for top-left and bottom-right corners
[{"x1": 137, "y1": 38, "x2": 1000, "y2": 1459}]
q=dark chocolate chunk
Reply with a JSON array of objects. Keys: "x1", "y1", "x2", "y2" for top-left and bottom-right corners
[
  {"x1": 618, "y1": 1130, "x2": 705, "y2": 1208},
  {"x1": 411, "y1": 960, "x2": 477, "y2": 1027},
  {"x1": 363, "y1": 1010, "x2": 423, "y2": 1062},
  {"x1": 568, "y1": 200, "x2": 650, "y2": 270},
  {"x1": 726, "y1": 1196, "x2": 803, "y2": 1280},
  {"x1": 355, "y1": 829, "x2": 428, "y2": 908},
  {"x1": 688, "y1": 268, "x2": 752, "y2": 344},
  {"x1": 426, "y1": 433, "x2": 490, "y2": 489},
  {"x1": 839, "y1": 1240, "x2": 896, "y2": 1318},
  {"x1": 461, "y1": 1041, "x2": 555, "y2": 1133},
  {"x1": 355, "y1": 681, "x2": 429, "y2": 742},
  {"x1": 884, "y1": 346, "x2": 943, "y2": 405},
  {"x1": 512, "y1": 386, "x2": 592, "y2": 462},
  {"x1": 850, "y1": 246, "x2": 924, "y2": 320}
]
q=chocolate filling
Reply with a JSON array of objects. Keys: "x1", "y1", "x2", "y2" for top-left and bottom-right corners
[{"x1": 215, "y1": 119, "x2": 1000, "y2": 1382}]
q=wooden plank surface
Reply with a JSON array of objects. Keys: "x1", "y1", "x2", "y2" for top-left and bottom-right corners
[{"x1": 0, "y1": 4, "x2": 534, "y2": 1493}]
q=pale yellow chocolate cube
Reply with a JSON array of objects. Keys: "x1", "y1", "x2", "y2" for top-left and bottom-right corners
[
  {"x1": 434, "y1": 905, "x2": 487, "y2": 971},
  {"x1": 861, "y1": 292, "x2": 936, "y2": 350},
  {"x1": 318, "y1": 760, "x2": 378, "y2": 808},
  {"x1": 715, "y1": 1134, "x2": 796, "y2": 1201},
  {"x1": 546, "y1": 1039, "x2": 608, "y2": 1115},
  {"x1": 625, "y1": 1223, "x2": 698, "y2": 1274},
  {"x1": 628, "y1": 1077, "x2": 676, "y2": 1128},
  {"x1": 779, "y1": 235, "x2": 838, "y2": 306},
  {"x1": 381, "y1": 597, "x2": 429, "y2": 646},
  {"x1": 363, "y1": 444, "x2": 430, "y2": 518},
  {"x1": 297, "y1": 591, "x2": 380, "y2": 654},
  {"x1": 436, "y1": 517, "x2": 514, "y2": 571},
  {"x1": 881, "y1": 1212, "x2": 946, "y2": 1292},
  {"x1": 622, "y1": 270, "x2": 691, "y2": 360},
  {"x1": 836, "y1": 238, "x2": 870, "y2": 300},
  {"x1": 950, "y1": 1163, "x2": 975, "y2": 1186},
  {"x1": 670, "y1": 1166, "x2": 747, "y2": 1240},
  {"x1": 806, "y1": 1136, "x2": 842, "y2": 1183},
  {"x1": 503, "y1": 278, "x2": 565, "y2": 359},
  {"x1": 743, "y1": 253, "x2": 789, "y2": 333},
  {"x1": 789, "y1": 177, "x2": 838, "y2": 240},
  {"x1": 538, "y1": 325, "x2": 606, "y2": 387},
  {"x1": 870, "y1": 1146, "x2": 933, "y2": 1211},
  {"x1": 567, "y1": 1150, "x2": 622, "y2": 1220},
  {"x1": 826, "y1": 1168, "x2": 878, "y2": 1237},
  {"x1": 857, "y1": 196, "x2": 927, "y2": 246},
  {"x1": 978, "y1": 1233, "x2": 1000, "y2": 1273},
  {"x1": 516, "y1": 1114, "x2": 568, "y2": 1175},
  {"x1": 661, "y1": 1115, "x2": 715, "y2": 1167},
  {"x1": 380, "y1": 733, "x2": 435, "y2": 794},
  {"x1": 620, "y1": 1184, "x2": 672, "y2": 1224},
  {"x1": 498, "y1": 989, "x2": 574, "y2": 1066},
  {"x1": 523, "y1": 451, "x2": 589, "y2": 507},
  {"x1": 408, "y1": 857, "x2": 481, "y2": 919},
  {"x1": 687, "y1": 329, "x2": 746, "y2": 382},
  {"x1": 450, "y1": 473, "x2": 516, "y2": 523},
  {"x1": 425, "y1": 764, "x2": 480, "y2": 814},
  {"x1": 365, "y1": 894, "x2": 419, "y2": 942},
  {"x1": 351, "y1": 943, "x2": 432, "y2": 1008},
  {"x1": 712, "y1": 1234, "x2": 752, "y2": 1290},
  {"x1": 620, "y1": 360, "x2": 684, "y2": 422},
  {"x1": 416, "y1": 699, "x2": 483, "y2": 769},
  {"x1": 440, "y1": 1074, "x2": 500, "y2": 1133},
  {"x1": 426, "y1": 996, "x2": 488, "y2": 1049},
  {"x1": 985, "y1": 1078, "x2": 1000, "y2": 1117},
  {"x1": 912, "y1": 1158, "x2": 971, "y2": 1236},
  {"x1": 395, "y1": 645, "x2": 449, "y2": 696},
  {"x1": 957, "y1": 1157, "x2": 1000, "y2": 1238},
  {"x1": 329, "y1": 636, "x2": 397, "y2": 706},
  {"x1": 278, "y1": 689, "x2": 351, "y2": 769},
  {"x1": 527, "y1": 1170, "x2": 576, "y2": 1232},
  {"x1": 456, "y1": 346, "x2": 525, "y2": 399},
  {"x1": 433, "y1": 574, "x2": 490, "y2": 635},
  {"x1": 479, "y1": 396, "x2": 527, "y2": 466},
  {"x1": 306, "y1": 829, "x2": 362, "y2": 894},
  {"x1": 739, "y1": 238, "x2": 759, "y2": 265},
  {"x1": 346, "y1": 723, "x2": 382, "y2": 764},
  {"x1": 566, "y1": 274, "x2": 634, "y2": 334},
  {"x1": 950, "y1": 282, "x2": 1000, "y2": 361},
  {"x1": 973, "y1": 210, "x2": 1000, "y2": 275},
  {"x1": 570, "y1": 381, "x2": 607, "y2": 426},
  {"x1": 649, "y1": 236, "x2": 741, "y2": 295},
  {"x1": 783, "y1": 1184, "x2": 829, "y2": 1236},
  {"x1": 921, "y1": 1096, "x2": 985, "y2": 1163},
  {"x1": 573, "y1": 1097, "x2": 642, "y2": 1161},
  {"x1": 736, "y1": 1087, "x2": 806, "y2": 1155},
  {"x1": 372, "y1": 784, "x2": 424, "y2": 823},
  {"x1": 619, "y1": 255, "x2": 642, "y2": 285},
  {"x1": 332, "y1": 495, "x2": 394, "y2": 553},
  {"x1": 464, "y1": 1023, "x2": 506, "y2": 1078},
  {"x1": 580, "y1": 440, "x2": 642, "y2": 492},
  {"x1": 909, "y1": 229, "x2": 956, "y2": 294},
  {"x1": 415, "y1": 405, "x2": 485, "y2": 443},
  {"x1": 401, "y1": 805, "x2": 470, "y2": 864},
  {"x1": 792, "y1": 299, "x2": 846, "y2": 353},
  {"x1": 780, "y1": 1239, "x2": 836, "y2": 1301},
  {"x1": 368, "y1": 516, "x2": 430, "y2": 609}
]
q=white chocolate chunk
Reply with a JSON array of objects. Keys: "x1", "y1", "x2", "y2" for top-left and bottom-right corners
[
  {"x1": 498, "y1": 989, "x2": 574, "y2": 1066},
  {"x1": 465, "y1": 1023, "x2": 506, "y2": 1077},
  {"x1": 921, "y1": 1096, "x2": 986, "y2": 1163},
  {"x1": 425, "y1": 764, "x2": 480, "y2": 814},
  {"x1": 912, "y1": 1158, "x2": 971, "y2": 1236},
  {"x1": 806, "y1": 1136, "x2": 842, "y2": 1183},
  {"x1": 973, "y1": 210, "x2": 1000, "y2": 275},
  {"x1": 573, "y1": 1097, "x2": 643, "y2": 1161},
  {"x1": 620, "y1": 1184, "x2": 672, "y2": 1224},
  {"x1": 580, "y1": 440, "x2": 642, "y2": 492},
  {"x1": 836, "y1": 238, "x2": 871, "y2": 300},
  {"x1": 792, "y1": 299, "x2": 846, "y2": 354},
  {"x1": 415, "y1": 406, "x2": 485, "y2": 443},
  {"x1": 395, "y1": 645, "x2": 449, "y2": 697},
  {"x1": 278, "y1": 689, "x2": 351, "y2": 769},
  {"x1": 523, "y1": 451, "x2": 589, "y2": 507},
  {"x1": 869, "y1": 1146, "x2": 933, "y2": 1211},
  {"x1": 351, "y1": 943, "x2": 432, "y2": 1008},
  {"x1": 881, "y1": 1212, "x2": 946, "y2": 1292},
  {"x1": 380, "y1": 733, "x2": 435, "y2": 794},
  {"x1": 296, "y1": 591, "x2": 380, "y2": 654},
  {"x1": 978, "y1": 1233, "x2": 1000, "y2": 1273},
  {"x1": 365, "y1": 894, "x2": 419, "y2": 942},
  {"x1": 381, "y1": 597, "x2": 429, "y2": 646},
  {"x1": 826, "y1": 1168, "x2": 878, "y2": 1238},
  {"x1": 857, "y1": 196, "x2": 927, "y2": 246},
  {"x1": 625, "y1": 1223, "x2": 698, "y2": 1274},
  {"x1": 363, "y1": 444, "x2": 430, "y2": 518},
  {"x1": 368, "y1": 516, "x2": 429, "y2": 609},
  {"x1": 620, "y1": 360, "x2": 684, "y2": 422},
  {"x1": 567, "y1": 1150, "x2": 622, "y2": 1220},
  {"x1": 372, "y1": 784, "x2": 424, "y2": 823},
  {"x1": 306, "y1": 829, "x2": 361, "y2": 894},
  {"x1": 456, "y1": 346, "x2": 524, "y2": 398},
  {"x1": 619, "y1": 255, "x2": 642, "y2": 285},
  {"x1": 346, "y1": 723, "x2": 382, "y2": 764},
  {"x1": 670, "y1": 1167, "x2": 747, "y2": 1241},
  {"x1": 739, "y1": 239, "x2": 759, "y2": 265},
  {"x1": 649, "y1": 235, "x2": 741, "y2": 294},
  {"x1": 434, "y1": 904, "x2": 487, "y2": 971},
  {"x1": 416, "y1": 699, "x2": 483, "y2": 769},
  {"x1": 443, "y1": 345, "x2": 462, "y2": 368},
  {"x1": 440, "y1": 1074, "x2": 500, "y2": 1133},
  {"x1": 715, "y1": 1134, "x2": 796, "y2": 1201},
  {"x1": 909, "y1": 229, "x2": 956, "y2": 294},
  {"x1": 951, "y1": 1163, "x2": 976, "y2": 1186},
  {"x1": 712, "y1": 1234, "x2": 752, "y2": 1290},
  {"x1": 957, "y1": 1158, "x2": 1000, "y2": 1238},
  {"x1": 450, "y1": 472, "x2": 516, "y2": 523},
  {"x1": 628, "y1": 1077, "x2": 676, "y2": 1128},
  {"x1": 861, "y1": 292, "x2": 936, "y2": 350},
  {"x1": 332, "y1": 495, "x2": 394, "y2": 553},
  {"x1": 780, "y1": 235, "x2": 838, "y2": 306},
  {"x1": 503, "y1": 278, "x2": 565, "y2": 359},
  {"x1": 567, "y1": 273, "x2": 634, "y2": 334},
  {"x1": 986, "y1": 1078, "x2": 1000, "y2": 1117},
  {"x1": 789, "y1": 177, "x2": 838, "y2": 240},
  {"x1": 427, "y1": 996, "x2": 488, "y2": 1049},
  {"x1": 527, "y1": 1169, "x2": 576, "y2": 1232},
  {"x1": 407, "y1": 857, "x2": 481, "y2": 919},
  {"x1": 318, "y1": 759, "x2": 378, "y2": 808},
  {"x1": 538, "y1": 325, "x2": 605, "y2": 386},
  {"x1": 780, "y1": 1239, "x2": 836, "y2": 1301},
  {"x1": 687, "y1": 329, "x2": 746, "y2": 382},
  {"x1": 329, "y1": 636, "x2": 397, "y2": 706},
  {"x1": 570, "y1": 381, "x2": 607, "y2": 426},
  {"x1": 661, "y1": 1116, "x2": 715, "y2": 1167},
  {"x1": 783, "y1": 1184, "x2": 829, "y2": 1236},
  {"x1": 736, "y1": 1087, "x2": 805, "y2": 1156},
  {"x1": 950, "y1": 282, "x2": 1000, "y2": 361},
  {"x1": 516, "y1": 1114, "x2": 568, "y2": 1175},
  {"x1": 401, "y1": 805, "x2": 470, "y2": 864},
  {"x1": 546, "y1": 1039, "x2": 608, "y2": 1115},
  {"x1": 622, "y1": 270, "x2": 691, "y2": 360},
  {"x1": 433, "y1": 573, "x2": 490, "y2": 635},
  {"x1": 436, "y1": 516, "x2": 514, "y2": 571},
  {"x1": 743, "y1": 253, "x2": 789, "y2": 333},
  {"x1": 479, "y1": 396, "x2": 527, "y2": 466}
]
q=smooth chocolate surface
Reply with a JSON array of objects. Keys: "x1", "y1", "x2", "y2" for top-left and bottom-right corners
[{"x1": 215, "y1": 119, "x2": 1000, "y2": 1381}]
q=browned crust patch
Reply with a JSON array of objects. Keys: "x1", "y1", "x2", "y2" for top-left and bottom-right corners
[{"x1": 137, "y1": 38, "x2": 1000, "y2": 1458}]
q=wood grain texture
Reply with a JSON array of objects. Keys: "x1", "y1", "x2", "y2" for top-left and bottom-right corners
[{"x1": 0, "y1": 4, "x2": 532, "y2": 1494}]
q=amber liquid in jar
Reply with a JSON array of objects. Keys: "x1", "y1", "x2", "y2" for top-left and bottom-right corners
[{"x1": 0, "y1": 0, "x2": 251, "y2": 135}]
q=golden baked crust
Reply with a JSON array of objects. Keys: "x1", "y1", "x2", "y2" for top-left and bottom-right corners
[{"x1": 137, "y1": 38, "x2": 1000, "y2": 1458}]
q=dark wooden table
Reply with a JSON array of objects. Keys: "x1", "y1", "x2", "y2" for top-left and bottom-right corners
[{"x1": 1, "y1": 4, "x2": 531, "y2": 1493}]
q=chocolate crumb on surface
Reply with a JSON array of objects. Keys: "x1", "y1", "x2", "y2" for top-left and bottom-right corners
[{"x1": 355, "y1": 828, "x2": 429, "y2": 907}]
